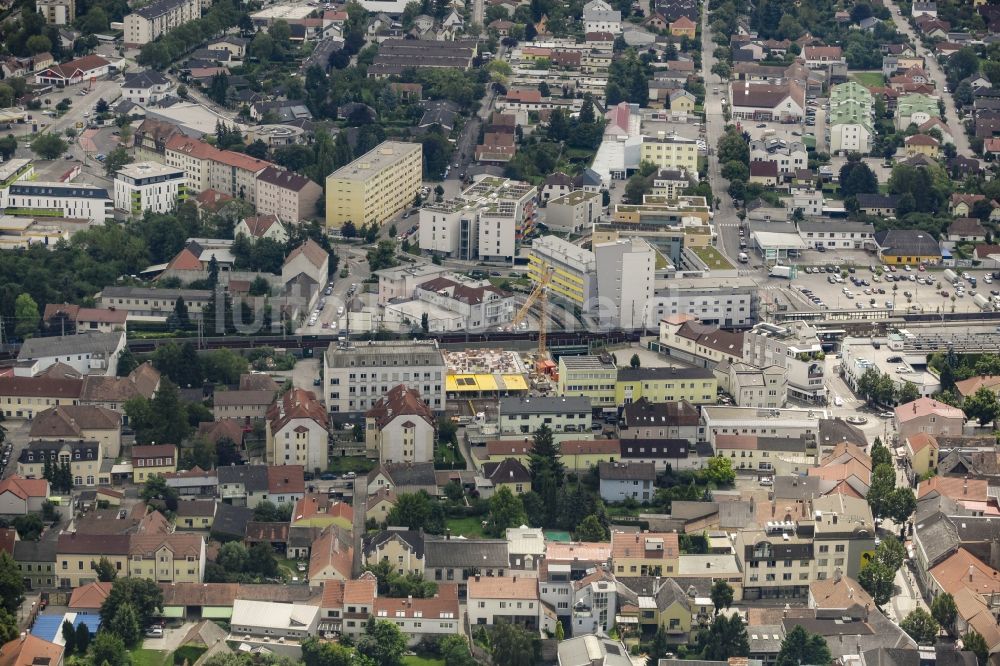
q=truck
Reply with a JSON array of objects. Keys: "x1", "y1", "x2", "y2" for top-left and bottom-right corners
[
  {"x1": 943, "y1": 269, "x2": 958, "y2": 284},
  {"x1": 770, "y1": 265, "x2": 794, "y2": 279},
  {"x1": 974, "y1": 293, "x2": 992, "y2": 311}
]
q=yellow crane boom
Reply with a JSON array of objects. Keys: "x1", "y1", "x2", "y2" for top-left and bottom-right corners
[{"x1": 512, "y1": 266, "x2": 553, "y2": 356}]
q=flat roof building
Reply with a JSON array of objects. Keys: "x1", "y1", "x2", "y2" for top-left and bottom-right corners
[{"x1": 325, "y1": 141, "x2": 422, "y2": 230}]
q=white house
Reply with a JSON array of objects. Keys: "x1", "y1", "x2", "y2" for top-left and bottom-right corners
[
  {"x1": 467, "y1": 576, "x2": 541, "y2": 629},
  {"x1": 364, "y1": 384, "x2": 436, "y2": 464},
  {"x1": 15, "y1": 331, "x2": 125, "y2": 377},
  {"x1": 729, "y1": 82, "x2": 805, "y2": 122},
  {"x1": 121, "y1": 70, "x2": 173, "y2": 105},
  {"x1": 582, "y1": 0, "x2": 621, "y2": 33},
  {"x1": 0, "y1": 476, "x2": 51, "y2": 515},
  {"x1": 597, "y1": 461, "x2": 656, "y2": 502},
  {"x1": 235, "y1": 214, "x2": 288, "y2": 243},
  {"x1": 265, "y1": 389, "x2": 330, "y2": 471}
]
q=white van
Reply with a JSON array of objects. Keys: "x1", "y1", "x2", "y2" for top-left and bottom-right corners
[{"x1": 738, "y1": 252, "x2": 749, "y2": 263}]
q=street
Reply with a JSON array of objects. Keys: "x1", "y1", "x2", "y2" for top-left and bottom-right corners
[
  {"x1": 886, "y1": 3, "x2": 971, "y2": 156},
  {"x1": 298, "y1": 246, "x2": 371, "y2": 334}
]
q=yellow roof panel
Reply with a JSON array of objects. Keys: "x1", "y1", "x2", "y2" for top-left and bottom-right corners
[
  {"x1": 501, "y1": 374, "x2": 529, "y2": 391},
  {"x1": 446, "y1": 374, "x2": 499, "y2": 392}
]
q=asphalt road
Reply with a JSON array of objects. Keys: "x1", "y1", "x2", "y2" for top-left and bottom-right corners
[
  {"x1": 299, "y1": 246, "x2": 371, "y2": 334},
  {"x1": 887, "y1": 3, "x2": 970, "y2": 156}
]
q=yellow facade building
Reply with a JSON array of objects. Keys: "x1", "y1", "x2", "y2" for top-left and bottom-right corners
[
  {"x1": 560, "y1": 439, "x2": 621, "y2": 472},
  {"x1": 615, "y1": 367, "x2": 718, "y2": 405},
  {"x1": 905, "y1": 432, "x2": 938, "y2": 479},
  {"x1": 325, "y1": 141, "x2": 422, "y2": 229},
  {"x1": 639, "y1": 133, "x2": 699, "y2": 172},
  {"x1": 132, "y1": 444, "x2": 177, "y2": 483},
  {"x1": 527, "y1": 235, "x2": 596, "y2": 307},
  {"x1": 558, "y1": 354, "x2": 617, "y2": 408}
]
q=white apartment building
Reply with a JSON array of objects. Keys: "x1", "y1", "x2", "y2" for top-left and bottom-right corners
[
  {"x1": 114, "y1": 162, "x2": 186, "y2": 215},
  {"x1": 545, "y1": 190, "x2": 601, "y2": 234},
  {"x1": 374, "y1": 264, "x2": 450, "y2": 306},
  {"x1": 418, "y1": 177, "x2": 537, "y2": 262},
  {"x1": 96, "y1": 286, "x2": 211, "y2": 322},
  {"x1": 467, "y1": 576, "x2": 541, "y2": 629},
  {"x1": 498, "y1": 395, "x2": 592, "y2": 440},
  {"x1": 749, "y1": 140, "x2": 808, "y2": 175},
  {"x1": 323, "y1": 340, "x2": 446, "y2": 415},
  {"x1": 727, "y1": 362, "x2": 787, "y2": 408},
  {"x1": 594, "y1": 237, "x2": 654, "y2": 329},
  {"x1": 700, "y1": 405, "x2": 827, "y2": 446},
  {"x1": 797, "y1": 220, "x2": 875, "y2": 250},
  {"x1": 36, "y1": 0, "x2": 74, "y2": 24},
  {"x1": 265, "y1": 388, "x2": 329, "y2": 471},
  {"x1": 1, "y1": 182, "x2": 112, "y2": 224},
  {"x1": 124, "y1": 0, "x2": 200, "y2": 47},
  {"x1": 651, "y1": 169, "x2": 691, "y2": 199},
  {"x1": 789, "y1": 187, "x2": 824, "y2": 218},
  {"x1": 742, "y1": 322, "x2": 827, "y2": 404},
  {"x1": 582, "y1": 0, "x2": 621, "y2": 33},
  {"x1": 411, "y1": 276, "x2": 515, "y2": 330},
  {"x1": 121, "y1": 70, "x2": 173, "y2": 105},
  {"x1": 648, "y1": 279, "x2": 760, "y2": 329}
]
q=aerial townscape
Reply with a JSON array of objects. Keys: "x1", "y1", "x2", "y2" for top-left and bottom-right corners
[{"x1": 3, "y1": 0, "x2": 1000, "y2": 663}]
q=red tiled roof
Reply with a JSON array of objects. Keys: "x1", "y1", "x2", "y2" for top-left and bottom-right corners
[
  {"x1": 266, "y1": 388, "x2": 328, "y2": 432},
  {"x1": 365, "y1": 384, "x2": 434, "y2": 429}
]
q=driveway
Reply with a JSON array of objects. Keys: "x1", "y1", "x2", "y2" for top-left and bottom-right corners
[
  {"x1": 142, "y1": 622, "x2": 194, "y2": 653},
  {"x1": 886, "y1": 3, "x2": 970, "y2": 155}
]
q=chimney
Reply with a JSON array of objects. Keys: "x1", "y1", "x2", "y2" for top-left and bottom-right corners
[
  {"x1": 970, "y1": 565, "x2": 975, "y2": 582},
  {"x1": 475, "y1": 575, "x2": 481, "y2": 582},
  {"x1": 964, "y1": 476, "x2": 969, "y2": 495}
]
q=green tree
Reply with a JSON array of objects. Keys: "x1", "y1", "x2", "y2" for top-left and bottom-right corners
[
  {"x1": 859, "y1": 537, "x2": 905, "y2": 606},
  {"x1": 963, "y1": 630, "x2": 989, "y2": 666},
  {"x1": 866, "y1": 463, "x2": 897, "y2": 520},
  {"x1": 103, "y1": 146, "x2": 133, "y2": 177},
  {"x1": 140, "y1": 473, "x2": 179, "y2": 512},
  {"x1": 100, "y1": 576, "x2": 164, "y2": 631},
  {"x1": 14, "y1": 293, "x2": 40, "y2": 339},
  {"x1": 62, "y1": 618, "x2": 77, "y2": 655},
  {"x1": 0, "y1": 551, "x2": 24, "y2": 613},
  {"x1": 12, "y1": 514, "x2": 43, "y2": 540},
  {"x1": 630, "y1": 353, "x2": 640, "y2": 368},
  {"x1": 0, "y1": 135, "x2": 17, "y2": 160},
  {"x1": 901, "y1": 608, "x2": 940, "y2": 644},
  {"x1": 489, "y1": 621, "x2": 539, "y2": 666},
  {"x1": 95, "y1": 556, "x2": 118, "y2": 582},
  {"x1": 898, "y1": 381, "x2": 920, "y2": 404},
  {"x1": 575, "y1": 514, "x2": 609, "y2": 541},
  {"x1": 109, "y1": 601, "x2": 141, "y2": 647},
  {"x1": 386, "y1": 491, "x2": 445, "y2": 533},
  {"x1": 711, "y1": 580, "x2": 734, "y2": 614},
  {"x1": 528, "y1": 424, "x2": 565, "y2": 527},
  {"x1": 698, "y1": 614, "x2": 749, "y2": 660},
  {"x1": 931, "y1": 592, "x2": 957, "y2": 633},
  {"x1": 487, "y1": 486, "x2": 528, "y2": 536},
  {"x1": 0, "y1": 608, "x2": 17, "y2": 644},
  {"x1": 90, "y1": 632, "x2": 127, "y2": 666},
  {"x1": 964, "y1": 387, "x2": 1000, "y2": 425},
  {"x1": 302, "y1": 637, "x2": 375, "y2": 666},
  {"x1": 703, "y1": 456, "x2": 736, "y2": 486},
  {"x1": 440, "y1": 635, "x2": 477, "y2": 666},
  {"x1": 26, "y1": 34, "x2": 52, "y2": 55},
  {"x1": 75, "y1": 622, "x2": 90, "y2": 653},
  {"x1": 358, "y1": 619, "x2": 407, "y2": 666},
  {"x1": 870, "y1": 437, "x2": 892, "y2": 469},
  {"x1": 775, "y1": 625, "x2": 832, "y2": 666},
  {"x1": 30, "y1": 133, "x2": 68, "y2": 159}
]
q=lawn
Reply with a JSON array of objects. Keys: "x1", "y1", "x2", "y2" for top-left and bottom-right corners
[
  {"x1": 692, "y1": 246, "x2": 734, "y2": 270},
  {"x1": 403, "y1": 656, "x2": 446, "y2": 666},
  {"x1": 852, "y1": 72, "x2": 885, "y2": 87},
  {"x1": 327, "y1": 455, "x2": 375, "y2": 474},
  {"x1": 130, "y1": 649, "x2": 170, "y2": 666},
  {"x1": 446, "y1": 516, "x2": 487, "y2": 538},
  {"x1": 654, "y1": 250, "x2": 669, "y2": 270}
]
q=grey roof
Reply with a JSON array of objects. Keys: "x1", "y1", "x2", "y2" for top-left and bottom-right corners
[
  {"x1": 718, "y1": 501, "x2": 754, "y2": 529},
  {"x1": 362, "y1": 529, "x2": 425, "y2": 559},
  {"x1": 622, "y1": 398, "x2": 700, "y2": 428},
  {"x1": 654, "y1": 577, "x2": 691, "y2": 610},
  {"x1": 748, "y1": 624, "x2": 785, "y2": 654},
  {"x1": 617, "y1": 366, "x2": 715, "y2": 382},
  {"x1": 500, "y1": 395, "x2": 592, "y2": 415},
  {"x1": 123, "y1": 70, "x2": 169, "y2": 89},
  {"x1": 874, "y1": 229, "x2": 942, "y2": 258},
  {"x1": 598, "y1": 461, "x2": 656, "y2": 481},
  {"x1": 913, "y1": 511, "x2": 960, "y2": 566},
  {"x1": 216, "y1": 464, "x2": 268, "y2": 493},
  {"x1": 798, "y1": 220, "x2": 874, "y2": 234},
  {"x1": 133, "y1": 0, "x2": 193, "y2": 20},
  {"x1": 819, "y1": 418, "x2": 868, "y2": 448},
  {"x1": 856, "y1": 193, "x2": 900, "y2": 209},
  {"x1": 9, "y1": 182, "x2": 109, "y2": 199},
  {"x1": 773, "y1": 475, "x2": 833, "y2": 500},
  {"x1": 373, "y1": 462, "x2": 437, "y2": 488},
  {"x1": 100, "y1": 286, "x2": 212, "y2": 301},
  {"x1": 19, "y1": 331, "x2": 123, "y2": 361},
  {"x1": 423, "y1": 537, "x2": 509, "y2": 568},
  {"x1": 211, "y1": 503, "x2": 254, "y2": 540},
  {"x1": 13, "y1": 539, "x2": 57, "y2": 562},
  {"x1": 287, "y1": 525, "x2": 321, "y2": 549},
  {"x1": 668, "y1": 501, "x2": 719, "y2": 521},
  {"x1": 559, "y1": 636, "x2": 632, "y2": 666},
  {"x1": 483, "y1": 458, "x2": 531, "y2": 484},
  {"x1": 862, "y1": 647, "x2": 977, "y2": 666},
  {"x1": 780, "y1": 609, "x2": 915, "y2": 659}
]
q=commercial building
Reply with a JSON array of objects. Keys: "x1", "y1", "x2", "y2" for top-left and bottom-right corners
[
  {"x1": 639, "y1": 132, "x2": 699, "y2": 172},
  {"x1": 325, "y1": 141, "x2": 422, "y2": 229},
  {"x1": 729, "y1": 82, "x2": 806, "y2": 122},
  {"x1": 0, "y1": 181, "x2": 112, "y2": 224},
  {"x1": 114, "y1": 162, "x2": 186, "y2": 215},
  {"x1": 527, "y1": 235, "x2": 596, "y2": 308},
  {"x1": 36, "y1": 0, "x2": 75, "y2": 24},
  {"x1": 323, "y1": 340, "x2": 446, "y2": 415},
  {"x1": 557, "y1": 354, "x2": 618, "y2": 409},
  {"x1": 124, "y1": 0, "x2": 201, "y2": 47},
  {"x1": 594, "y1": 237, "x2": 655, "y2": 329},
  {"x1": 96, "y1": 286, "x2": 212, "y2": 322},
  {"x1": 700, "y1": 405, "x2": 827, "y2": 446},
  {"x1": 544, "y1": 190, "x2": 601, "y2": 234},
  {"x1": 742, "y1": 322, "x2": 827, "y2": 404},
  {"x1": 828, "y1": 82, "x2": 874, "y2": 154},
  {"x1": 872, "y1": 229, "x2": 942, "y2": 265},
  {"x1": 368, "y1": 39, "x2": 478, "y2": 78},
  {"x1": 385, "y1": 276, "x2": 515, "y2": 332},
  {"x1": 16, "y1": 331, "x2": 125, "y2": 377},
  {"x1": 34, "y1": 54, "x2": 110, "y2": 86},
  {"x1": 649, "y1": 280, "x2": 760, "y2": 328},
  {"x1": 254, "y1": 166, "x2": 322, "y2": 224},
  {"x1": 418, "y1": 177, "x2": 537, "y2": 262}
]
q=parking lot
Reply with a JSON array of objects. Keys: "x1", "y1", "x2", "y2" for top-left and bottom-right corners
[
  {"x1": 742, "y1": 96, "x2": 827, "y2": 149},
  {"x1": 780, "y1": 264, "x2": 1000, "y2": 314}
]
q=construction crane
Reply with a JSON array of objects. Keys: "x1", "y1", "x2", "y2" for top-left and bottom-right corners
[{"x1": 512, "y1": 266, "x2": 554, "y2": 357}]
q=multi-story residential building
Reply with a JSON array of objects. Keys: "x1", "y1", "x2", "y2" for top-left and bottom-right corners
[
  {"x1": 742, "y1": 322, "x2": 827, "y2": 404},
  {"x1": 594, "y1": 237, "x2": 655, "y2": 329},
  {"x1": 17, "y1": 440, "x2": 104, "y2": 486},
  {"x1": 567, "y1": 569, "x2": 629, "y2": 637},
  {"x1": 498, "y1": 396, "x2": 592, "y2": 441},
  {"x1": 362, "y1": 529, "x2": 426, "y2": 576},
  {"x1": 418, "y1": 177, "x2": 536, "y2": 262},
  {"x1": 649, "y1": 279, "x2": 760, "y2": 328},
  {"x1": 582, "y1": 0, "x2": 621, "y2": 32},
  {"x1": 406, "y1": 276, "x2": 515, "y2": 331},
  {"x1": 265, "y1": 388, "x2": 329, "y2": 472},
  {"x1": 0, "y1": 375, "x2": 83, "y2": 420},
  {"x1": 122, "y1": 70, "x2": 173, "y2": 105},
  {"x1": 128, "y1": 533, "x2": 206, "y2": 583},
  {"x1": 650, "y1": 169, "x2": 691, "y2": 199},
  {"x1": 216, "y1": 464, "x2": 305, "y2": 508},
  {"x1": 545, "y1": 190, "x2": 602, "y2": 234},
  {"x1": 598, "y1": 461, "x2": 656, "y2": 502},
  {"x1": 424, "y1": 538, "x2": 510, "y2": 595},
  {"x1": 124, "y1": 0, "x2": 200, "y2": 47},
  {"x1": 0, "y1": 181, "x2": 112, "y2": 224},
  {"x1": 615, "y1": 366, "x2": 717, "y2": 405},
  {"x1": 16, "y1": 331, "x2": 125, "y2": 378},
  {"x1": 212, "y1": 390, "x2": 274, "y2": 422},
  {"x1": 375, "y1": 264, "x2": 450, "y2": 305},
  {"x1": 829, "y1": 82, "x2": 874, "y2": 154},
  {"x1": 114, "y1": 162, "x2": 186, "y2": 215},
  {"x1": 132, "y1": 444, "x2": 177, "y2": 483},
  {"x1": 528, "y1": 235, "x2": 596, "y2": 308},
  {"x1": 324, "y1": 340, "x2": 446, "y2": 415},
  {"x1": 30, "y1": 404, "x2": 121, "y2": 459},
  {"x1": 96, "y1": 286, "x2": 211, "y2": 322},
  {"x1": 373, "y1": 591, "x2": 461, "y2": 645},
  {"x1": 700, "y1": 405, "x2": 826, "y2": 446},
  {"x1": 894, "y1": 397, "x2": 965, "y2": 440},
  {"x1": 658, "y1": 316, "x2": 745, "y2": 369},
  {"x1": 639, "y1": 133, "x2": 699, "y2": 172},
  {"x1": 56, "y1": 533, "x2": 129, "y2": 588},
  {"x1": 558, "y1": 354, "x2": 617, "y2": 410},
  {"x1": 365, "y1": 384, "x2": 435, "y2": 464},
  {"x1": 735, "y1": 519, "x2": 814, "y2": 600},
  {"x1": 727, "y1": 362, "x2": 787, "y2": 408},
  {"x1": 164, "y1": 136, "x2": 272, "y2": 205},
  {"x1": 254, "y1": 166, "x2": 322, "y2": 224},
  {"x1": 715, "y1": 434, "x2": 816, "y2": 476},
  {"x1": 611, "y1": 530, "x2": 679, "y2": 577},
  {"x1": 36, "y1": 0, "x2": 74, "y2": 24},
  {"x1": 14, "y1": 540, "x2": 57, "y2": 589},
  {"x1": 325, "y1": 141, "x2": 422, "y2": 229},
  {"x1": 749, "y1": 139, "x2": 808, "y2": 175},
  {"x1": 789, "y1": 187, "x2": 824, "y2": 218},
  {"x1": 620, "y1": 398, "x2": 700, "y2": 441},
  {"x1": 895, "y1": 93, "x2": 941, "y2": 130},
  {"x1": 467, "y1": 576, "x2": 540, "y2": 628},
  {"x1": 811, "y1": 494, "x2": 876, "y2": 581}
]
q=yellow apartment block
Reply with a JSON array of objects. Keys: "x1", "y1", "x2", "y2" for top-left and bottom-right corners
[
  {"x1": 639, "y1": 134, "x2": 699, "y2": 172},
  {"x1": 325, "y1": 141, "x2": 422, "y2": 229},
  {"x1": 527, "y1": 235, "x2": 595, "y2": 308},
  {"x1": 615, "y1": 366, "x2": 718, "y2": 405}
]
